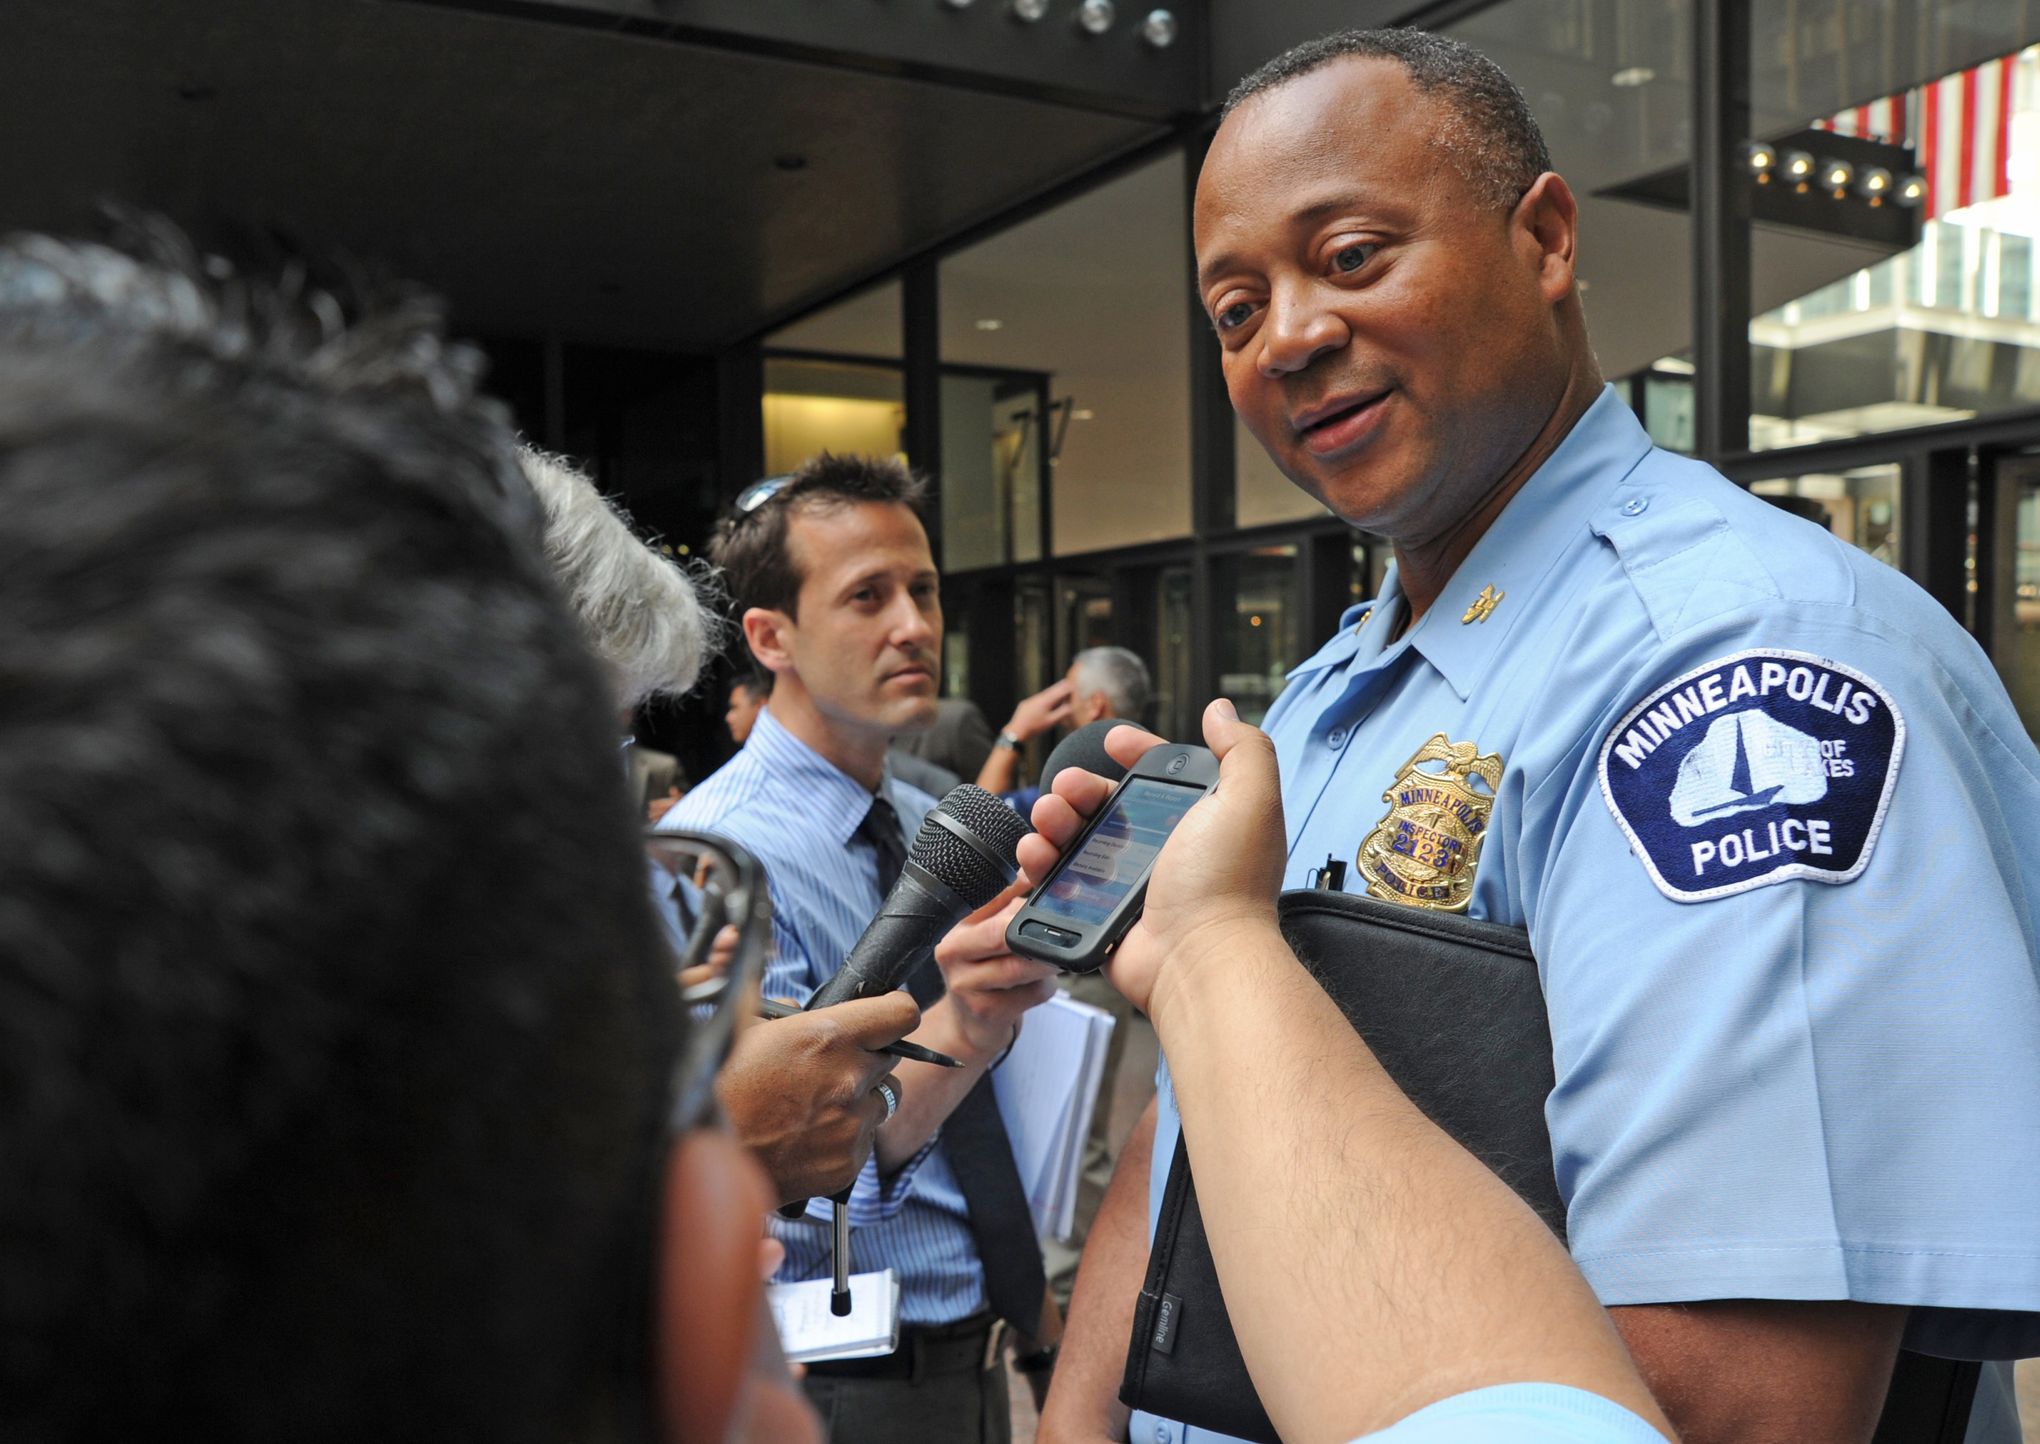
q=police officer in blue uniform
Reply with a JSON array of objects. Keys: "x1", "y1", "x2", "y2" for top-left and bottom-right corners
[{"x1": 1039, "y1": 28, "x2": 2040, "y2": 1444}]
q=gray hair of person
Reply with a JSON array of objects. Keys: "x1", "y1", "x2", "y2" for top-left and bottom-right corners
[
  {"x1": 1221, "y1": 29, "x2": 1554, "y2": 213},
  {"x1": 1072, "y1": 645, "x2": 1152, "y2": 721},
  {"x1": 518, "y1": 446, "x2": 722, "y2": 707}
]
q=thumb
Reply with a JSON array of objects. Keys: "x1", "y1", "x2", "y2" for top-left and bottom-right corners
[{"x1": 1202, "y1": 698, "x2": 1279, "y2": 804}]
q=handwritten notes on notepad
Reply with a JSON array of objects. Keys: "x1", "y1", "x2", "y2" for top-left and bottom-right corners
[
  {"x1": 992, "y1": 991, "x2": 1116, "y2": 1242},
  {"x1": 766, "y1": 1270, "x2": 902, "y2": 1364}
]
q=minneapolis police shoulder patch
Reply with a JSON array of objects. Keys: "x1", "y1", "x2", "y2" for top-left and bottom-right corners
[{"x1": 1598, "y1": 649, "x2": 1905, "y2": 903}]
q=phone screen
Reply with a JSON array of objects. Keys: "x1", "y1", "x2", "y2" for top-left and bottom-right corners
[{"x1": 1039, "y1": 776, "x2": 1204, "y2": 927}]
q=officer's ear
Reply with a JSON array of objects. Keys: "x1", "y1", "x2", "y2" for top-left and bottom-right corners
[
  {"x1": 652, "y1": 1129, "x2": 817, "y2": 1443},
  {"x1": 1510, "y1": 171, "x2": 1580, "y2": 304}
]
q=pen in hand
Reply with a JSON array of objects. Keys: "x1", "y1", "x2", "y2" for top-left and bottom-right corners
[{"x1": 756, "y1": 997, "x2": 967, "y2": 1068}]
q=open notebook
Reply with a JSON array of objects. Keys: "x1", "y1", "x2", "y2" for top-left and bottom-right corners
[
  {"x1": 766, "y1": 1269, "x2": 902, "y2": 1364},
  {"x1": 992, "y1": 990, "x2": 1116, "y2": 1242}
]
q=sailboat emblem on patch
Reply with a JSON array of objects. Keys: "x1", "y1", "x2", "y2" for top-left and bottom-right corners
[
  {"x1": 1600, "y1": 649, "x2": 1905, "y2": 903},
  {"x1": 1357, "y1": 733, "x2": 1502, "y2": 913}
]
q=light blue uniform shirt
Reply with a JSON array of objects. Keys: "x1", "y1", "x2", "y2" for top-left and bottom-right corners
[
  {"x1": 1353, "y1": 1383, "x2": 1668, "y2": 1443},
  {"x1": 1132, "y1": 387, "x2": 2040, "y2": 1444},
  {"x1": 661, "y1": 708, "x2": 988, "y2": 1325}
]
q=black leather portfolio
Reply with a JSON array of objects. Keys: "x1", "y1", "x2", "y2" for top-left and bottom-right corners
[{"x1": 1116, "y1": 887, "x2": 1977, "y2": 1444}]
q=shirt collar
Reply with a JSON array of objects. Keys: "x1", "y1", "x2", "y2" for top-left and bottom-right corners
[
  {"x1": 1401, "y1": 384, "x2": 1654, "y2": 700},
  {"x1": 744, "y1": 707, "x2": 897, "y2": 847}
]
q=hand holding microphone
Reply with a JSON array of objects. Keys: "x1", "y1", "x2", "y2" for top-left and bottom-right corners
[
  {"x1": 805, "y1": 784, "x2": 1034, "y2": 1010},
  {"x1": 790, "y1": 785, "x2": 1058, "y2": 1315}
]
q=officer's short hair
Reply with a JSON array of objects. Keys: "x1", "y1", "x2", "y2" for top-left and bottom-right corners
[
  {"x1": 0, "y1": 225, "x2": 678, "y2": 1442},
  {"x1": 1223, "y1": 29, "x2": 1554, "y2": 212},
  {"x1": 710, "y1": 452, "x2": 928, "y2": 619},
  {"x1": 1072, "y1": 645, "x2": 1152, "y2": 722}
]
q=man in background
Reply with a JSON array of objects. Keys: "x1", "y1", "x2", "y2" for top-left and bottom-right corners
[
  {"x1": 663, "y1": 452, "x2": 1061, "y2": 1444},
  {"x1": 899, "y1": 695, "x2": 999, "y2": 782},
  {"x1": 975, "y1": 645, "x2": 1153, "y2": 799},
  {"x1": 521, "y1": 446, "x2": 917, "y2": 1208},
  {"x1": 725, "y1": 672, "x2": 767, "y2": 746}
]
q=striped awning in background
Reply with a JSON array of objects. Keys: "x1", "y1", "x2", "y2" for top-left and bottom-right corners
[{"x1": 1813, "y1": 50, "x2": 2024, "y2": 219}]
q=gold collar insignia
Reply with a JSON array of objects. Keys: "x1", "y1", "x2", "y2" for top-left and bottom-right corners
[{"x1": 1461, "y1": 585, "x2": 1504, "y2": 624}]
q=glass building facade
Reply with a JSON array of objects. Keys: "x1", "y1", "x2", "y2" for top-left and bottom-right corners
[{"x1": 736, "y1": 0, "x2": 2040, "y2": 749}]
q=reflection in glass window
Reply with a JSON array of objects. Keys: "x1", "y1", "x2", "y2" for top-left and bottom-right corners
[
  {"x1": 1643, "y1": 367, "x2": 1695, "y2": 454},
  {"x1": 1750, "y1": 46, "x2": 2040, "y2": 449},
  {"x1": 2008, "y1": 460, "x2": 2040, "y2": 736},
  {"x1": 1213, "y1": 547, "x2": 1301, "y2": 725},
  {"x1": 1750, "y1": 464, "x2": 1901, "y2": 568},
  {"x1": 1236, "y1": 420, "x2": 1329, "y2": 527},
  {"x1": 1444, "y1": 0, "x2": 1698, "y2": 385},
  {"x1": 941, "y1": 155, "x2": 1192, "y2": 554},
  {"x1": 941, "y1": 372, "x2": 1046, "y2": 572},
  {"x1": 760, "y1": 358, "x2": 905, "y2": 477},
  {"x1": 1154, "y1": 565, "x2": 1194, "y2": 743}
]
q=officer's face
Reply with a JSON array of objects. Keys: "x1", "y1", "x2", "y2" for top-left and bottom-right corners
[{"x1": 1195, "y1": 58, "x2": 1572, "y2": 545}]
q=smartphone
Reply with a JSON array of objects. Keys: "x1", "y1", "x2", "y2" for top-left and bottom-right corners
[{"x1": 1005, "y1": 741, "x2": 1220, "y2": 973}]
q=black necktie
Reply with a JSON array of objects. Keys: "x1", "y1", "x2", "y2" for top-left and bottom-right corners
[
  {"x1": 856, "y1": 794, "x2": 909, "y2": 897},
  {"x1": 857, "y1": 794, "x2": 1047, "y2": 1337}
]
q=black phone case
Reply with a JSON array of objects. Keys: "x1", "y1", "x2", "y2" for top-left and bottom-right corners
[{"x1": 1006, "y1": 743, "x2": 1218, "y2": 973}]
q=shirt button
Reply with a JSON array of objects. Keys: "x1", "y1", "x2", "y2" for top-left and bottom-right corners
[
  {"x1": 1155, "y1": 1429, "x2": 1172, "y2": 1444},
  {"x1": 1621, "y1": 495, "x2": 1649, "y2": 516},
  {"x1": 1327, "y1": 727, "x2": 1347, "y2": 748}
]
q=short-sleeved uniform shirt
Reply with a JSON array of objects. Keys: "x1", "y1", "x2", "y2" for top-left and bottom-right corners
[
  {"x1": 1130, "y1": 387, "x2": 2040, "y2": 1444},
  {"x1": 1356, "y1": 1384, "x2": 1668, "y2": 1444}
]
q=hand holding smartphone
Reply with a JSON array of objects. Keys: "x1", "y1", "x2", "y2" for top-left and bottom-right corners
[{"x1": 1005, "y1": 740, "x2": 1220, "y2": 972}]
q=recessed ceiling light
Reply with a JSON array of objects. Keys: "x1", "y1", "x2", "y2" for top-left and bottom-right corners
[
  {"x1": 1610, "y1": 66, "x2": 1655, "y2": 87},
  {"x1": 1076, "y1": 0, "x2": 1115, "y2": 35},
  {"x1": 1140, "y1": 9, "x2": 1177, "y2": 47},
  {"x1": 1010, "y1": 0, "x2": 1049, "y2": 17},
  {"x1": 974, "y1": 318, "x2": 1003, "y2": 331},
  {"x1": 1072, "y1": 408, "x2": 1096, "y2": 420}
]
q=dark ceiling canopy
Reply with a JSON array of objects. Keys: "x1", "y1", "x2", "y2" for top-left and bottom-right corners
[{"x1": 4, "y1": 0, "x2": 1171, "y2": 350}]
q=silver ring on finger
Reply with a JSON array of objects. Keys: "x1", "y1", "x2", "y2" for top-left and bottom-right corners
[{"x1": 874, "y1": 1079, "x2": 899, "y2": 1123}]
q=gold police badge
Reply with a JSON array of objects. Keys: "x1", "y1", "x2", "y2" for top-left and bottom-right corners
[{"x1": 1357, "y1": 734, "x2": 1504, "y2": 912}]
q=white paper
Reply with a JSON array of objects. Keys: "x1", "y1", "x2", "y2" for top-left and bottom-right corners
[
  {"x1": 992, "y1": 991, "x2": 1116, "y2": 1241},
  {"x1": 766, "y1": 1269, "x2": 901, "y2": 1364}
]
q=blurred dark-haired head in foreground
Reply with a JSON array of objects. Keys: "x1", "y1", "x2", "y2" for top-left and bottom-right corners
[{"x1": 0, "y1": 224, "x2": 787, "y2": 1443}]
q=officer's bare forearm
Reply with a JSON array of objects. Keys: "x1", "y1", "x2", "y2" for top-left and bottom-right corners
[{"x1": 1038, "y1": 1097, "x2": 1152, "y2": 1444}]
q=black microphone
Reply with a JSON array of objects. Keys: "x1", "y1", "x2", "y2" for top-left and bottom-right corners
[
  {"x1": 1038, "y1": 718, "x2": 1149, "y2": 795},
  {"x1": 804, "y1": 784, "x2": 1032, "y2": 1012}
]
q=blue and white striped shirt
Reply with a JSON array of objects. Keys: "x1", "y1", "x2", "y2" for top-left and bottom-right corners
[{"x1": 661, "y1": 707, "x2": 987, "y2": 1324}]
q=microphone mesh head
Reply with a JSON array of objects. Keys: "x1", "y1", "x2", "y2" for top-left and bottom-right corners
[
  {"x1": 909, "y1": 784, "x2": 1030, "y2": 908},
  {"x1": 1039, "y1": 718, "x2": 1143, "y2": 794}
]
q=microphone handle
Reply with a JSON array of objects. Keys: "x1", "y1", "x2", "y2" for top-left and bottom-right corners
[{"x1": 804, "y1": 862, "x2": 971, "y2": 1011}]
